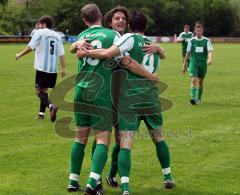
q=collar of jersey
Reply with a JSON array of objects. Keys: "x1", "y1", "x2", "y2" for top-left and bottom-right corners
[
  {"x1": 134, "y1": 33, "x2": 144, "y2": 37},
  {"x1": 194, "y1": 36, "x2": 204, "y2": 41},
  {"x1": 89, "y1": 25, "x2": 102, "y2": 28}
]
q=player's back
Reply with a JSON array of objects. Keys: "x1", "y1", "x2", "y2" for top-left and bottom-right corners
[
  {"x1": 29, "y1": 28, "x2": 64, "y2": 73},
  {"x1": 142, "y1": 36, "x2": 160, "y2": 73},
  {"x1": 121, "y1": 33, "x2": 159, "y2": 77},
  {"x1": 76, "y1": 26, "x2": 120, "y2": 101},
  {"x1": 117, "y1": 33, "x2": 161, "y2": 114},
  {"x1": 117, "y1": 33, "x2": 160, "y2": 96}
]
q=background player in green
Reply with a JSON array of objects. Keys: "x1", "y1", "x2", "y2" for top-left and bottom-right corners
[
  {"x1": 177, "y1": 25, "x2": 193, "y2": 68},
  {"x1": 78, "y1": 11, "x2": 175, "y2": 195},
  {"x1": 182, "y1": 23, "x2": 213, "y2": 105}
]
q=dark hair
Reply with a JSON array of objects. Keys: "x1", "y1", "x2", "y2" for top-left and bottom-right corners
[
  {"x1": 81, "y1": 4, "x2": 102, "y2": 24},
  {"x1": 184, "y1": 25, "x2": 190, "y2": 28},
  {"x1": 38, "y1": 15, "x2": 53, "y2": 28},
  {"x1": 195, "y1": 23, "x2": 204, "y2": 31},
  {"x1": 195, "y1": 21, "x2": 202, "y2": 25},
  {"x1": 104, "y1": 6, "x2": 130, "y2": 28},
  {"x1": 129, "y1": 11, "x2": 147, "y2": 32}
]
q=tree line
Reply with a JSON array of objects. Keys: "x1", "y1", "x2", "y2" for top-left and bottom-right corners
[{"x1": 1, "y1": 0, "x2": 240, "y2": 36}]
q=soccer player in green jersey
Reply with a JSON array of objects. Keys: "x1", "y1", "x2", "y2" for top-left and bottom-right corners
[
  {"x1": 182, "y1": 23, "x2": 213, "y2": 105},
  {"x1": 177, "y1": 25, "x2": 193, "y2": 67},
  {"x1": 78, "y1": 11, "x2": 175, "y2": 195},
  {"x1": 103, "y1": 6, "x2": 166, "y2": 188},
  {"x1": 67, "y1": 4, "x2": 157, "y2": 194},
  {"x1": 103, "y1": 6, "x2": 130, "y2": 188}
]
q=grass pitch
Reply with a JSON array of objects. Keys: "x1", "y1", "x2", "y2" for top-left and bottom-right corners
[{"x1": 0, "y1": 43, "x2": 239, "y2": 195}]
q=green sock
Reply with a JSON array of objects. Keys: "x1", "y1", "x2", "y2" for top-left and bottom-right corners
[
  {"x1": 108, "y1": 144, "x2": 120, "y2": 177},
  {"x1": 155, "y1": 140, "x2": 172, "y2": 181},
  {"x1": 91, "y1": 140, "x2": 96, "y2": 159},
  {"x1": 87, "y1": 144, "x2": 108, "y2": 189},
  {"x1": 118, "y1": 148, "x2": 131, "y2": 192},
  {"x1": 190, "y1": 87, "x2": 197, "y2": 100},
  {"x1": 69, "y1": 142, "x2": 86, "y2": 186},
  {"x1": 198, "y1": 87, "x2": 203, "y2": 100}
]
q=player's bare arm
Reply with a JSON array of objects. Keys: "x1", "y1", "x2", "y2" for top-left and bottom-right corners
[
  {"x1": 176, "y1": 38, "x2": 183, "y2": 43},
  {"x1": 15, "y1": 46, "x2": 32, "y2": 60},
  {"x1": 69, "y1": 39, "x2": 93, "y2": 53},
  {"x1": 207, "y1": 51, "x2": 213, "y2": 65},
  {"x1": 77, "y1": 45, "x2": 119, "y2": 59},
  {"x1": 120, "y1": 56, "x2": 159, "y2": 81},
  {"x1": 60, "y1": 55, "x2": 66, "y2": 77},
  {"x1": 182, "y1": 52, "x2": 190, "y2": 74},
  {"x1": 142, "y1": 44, "x2": 166, "y2": 59},
  {"x1": 77, "y1": 46, "x2": 158, "y2": 81}
]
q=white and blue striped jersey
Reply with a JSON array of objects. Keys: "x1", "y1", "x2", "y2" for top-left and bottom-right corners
[{"x1": 28, "y1": 28, "x2": 65, "y2": 73}]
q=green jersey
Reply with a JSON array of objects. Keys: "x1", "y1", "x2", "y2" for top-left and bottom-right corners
[
  {"x1": 142, "y1": 36, "x2": 160, "y2": 73},
  {"x1": 178, "y1": 31, "x2": 193, "y2": 56},
  {"x1": 187, "y1": 36, "x2": 213, "y2": 66},
  {"x1": 75, "y1": 25, "x2": 120, "y2": 101},
  {"x1": 115, "y1": 33, "x2": 160, "y2": 96},
  {"x1": 114, "y1": 33, "x2": 161, "y2": 113},
  {"x1": 115, "y1": 33, "x2": 160, "y2": 76}
]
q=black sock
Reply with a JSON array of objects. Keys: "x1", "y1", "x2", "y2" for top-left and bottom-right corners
[
  {"x1": 39, "y1": 99, "x2": 46, "y2": 114},
  {"x1": 38, "y1": 92, "x2": 51, "y2": 108}
]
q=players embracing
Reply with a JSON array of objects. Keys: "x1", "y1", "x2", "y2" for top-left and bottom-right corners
[{"x1": 68, "y1": 4, "x2": 175, "y2": 195}]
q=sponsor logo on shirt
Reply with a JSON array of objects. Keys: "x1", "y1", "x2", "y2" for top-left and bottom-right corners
[{"x1": 195, "y1": 47, "x2": 203, "y2": 53}]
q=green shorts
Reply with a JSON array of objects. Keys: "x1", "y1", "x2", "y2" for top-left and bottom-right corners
[
  {"x1": 189, "y1": 61, "x2": 207, "y2": 79},
  {"x1": 74, "y1": 86, "x2": 114, "y2": 131},
  {"x1": 118, "y1": 112, "x2": 163, "y2": 131}
]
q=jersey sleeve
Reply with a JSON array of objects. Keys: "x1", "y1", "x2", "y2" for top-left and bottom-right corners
[
  {"x1": 28, "y1": 30, "x2": 41, "y2": 49},
  {"x1": 113, "y1": 31, "x2": 121, "y2": 43},
  {"x1": 177, "y1": 32, "x2": 183, "y2": 41},
  {"x1": 186, "y1": 40, "x2": 192, "y2": 52},
  {"x1": 113, "y1": 32, "x2": 129, "y2": 59},
  {"x1": 114, "y1": 33, "x2": 134, "y2": 53},
  {"x1": 59, "y1": 39, "x2": 65, "y2": 56},
  {"x1": 207, "y1": 39, "x2": 213, "y2": 51}
]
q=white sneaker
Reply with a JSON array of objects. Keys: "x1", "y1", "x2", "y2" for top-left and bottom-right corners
[{"x1": 196, "y1": 99, "x2": 201, "y2": 104}]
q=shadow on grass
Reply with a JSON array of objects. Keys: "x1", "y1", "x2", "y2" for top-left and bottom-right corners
[
  {"x1": 199, "y1": 101, "x2": 239, "y2": 108},
  {"x1": 103, "y1": 185, "x2": 231, "y2": 195}
]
